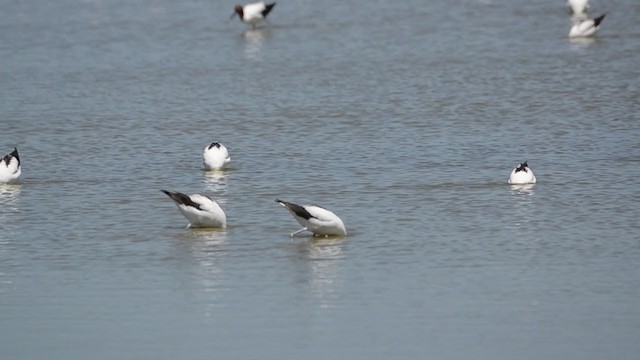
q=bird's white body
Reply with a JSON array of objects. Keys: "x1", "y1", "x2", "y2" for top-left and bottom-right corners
[
  {"x1": 242, "y1": 2, "x2": 268, "y2": 24},
  {"x1": 567, "y1": 0, "x2": 589, "y2": 16},
  {"x1": 233, "y1": 2, "x2": 276, "y2": 27},
  {"x1": 0, "y1": 148, "x2": 21, "y2": 183},
  {"x1": 162, "y1": 190, "x2": 226, "y2": 228},
  {"x1": 276, "y1": 199, "x2": 347, "y2": 237},
  {"x1": 203, "y1": 142, "x2": 230, "y2": 171},
  {"x1": 569, "y1": 14, "x2": 605, "y2": 38},
  {"x1": 508, "y1": 162, "x2": 537, "y2": 185}
]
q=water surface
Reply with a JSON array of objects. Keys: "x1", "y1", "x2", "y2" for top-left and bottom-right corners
[{"x1": 1, "y1": 0, "x2": 639, "y2": 359}]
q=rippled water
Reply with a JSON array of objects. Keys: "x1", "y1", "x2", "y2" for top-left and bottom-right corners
[{"x1": 1, "y1": 0, "x2": 639, "y2": 358}]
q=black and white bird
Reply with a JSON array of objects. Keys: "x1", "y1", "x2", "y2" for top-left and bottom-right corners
[
  {"x1": 276, "y1": 199, "x2": 347, "y2": 237},
  {"x1": 0, "y1": 147, "x2": 21, "y2": 183},
  {"x1": 161, "y1": 190, "x2": 226, "y2": 228},
  {"x1": 508, "y1": 161, "x2": 537, "y2": 185},
  {"x1": 231, "y1": 1, "x2": 276, "y2": 28},
  {"x1": 203, "y1": 142, "x2": 230, "y2": 171},
  {"x1": 569, "y1": 14, "x2": 606, "y2": 38}
]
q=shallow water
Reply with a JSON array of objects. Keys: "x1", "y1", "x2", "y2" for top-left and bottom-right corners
[{"x1": 1, "y1": 0, "x2": 639, "y2": 359}]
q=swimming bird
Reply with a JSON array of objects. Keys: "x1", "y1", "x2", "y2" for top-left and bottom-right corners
[
  {"x1": 231, "y1": 1, "x2": 276, "y2": 28},
  {"x1": 508, "y1": 161, "x2": 537, "y2": 185},
  {"x1": 203, "y1": 142, "x2": 230, "y2": 171},
  {"x1": 569, "y1": 14, "x2": 606, "y2": 38},
  {"x1": 276, "y1": 199, "x2": 347, "y2": 237},
  {"x1": 161, "y1": 190, "x2": 226, "y2": 228},
  {"x1": 0, "y1": 148, "x2": 21, "y2": 183},
  {"x1": 567, "y1": 0, "x2": 589, "y2": 17}
]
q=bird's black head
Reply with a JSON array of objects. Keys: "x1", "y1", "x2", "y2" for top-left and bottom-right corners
[{"x1": 231, "y1": 5, "x2": 243, "y2": 19}]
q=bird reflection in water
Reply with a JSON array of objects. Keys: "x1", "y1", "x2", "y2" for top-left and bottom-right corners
[
  {"x1": 295, "y1": 238, "x2": 346, "y2": 309},
  {"x1": 0, "y1": 184, "x2": 21, "y2": 209},
  {"x1": 569, "y1": 36, "x2": 597, "y2": 49},
  {"x1": 0, "y1": 184, "x2": 21, "y2": 249},
  {"x1": 509, "y1": 183, "x2": 536, "y2": 196},
  {"x1": 509, "y1": 183, "x2": 536, "y2": 226},
  {"x1": 203, "y1": 171, "x2": 229, "y2": 205},
  {"x1": 178, "y1": 228, "x2": 227, "y2": 320},
  {"x1": 241, "y1": 28, "x2": 270, "y2": 61}
]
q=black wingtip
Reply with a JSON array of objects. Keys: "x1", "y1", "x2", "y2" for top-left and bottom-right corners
[
  {"x1": 2, "y1": 147, "x2": 19, "y2": 165},
  {"x1": 275, "y1": 199, "x2": 294, "y2": 207},
  {"x1": 161, "y1": 190, "x2": 202, "y2": 210},
  {"x1": 593, "y1": 14, "x2": 606, "y2": 27},
  {"x1": 275, "y1": 199, "x2": 294, "y2": 209},
  {"x1": 515, "y1": 161, "x2": 529, "y2": 173},
  {"x1": 275, "y1": 199, "x2": 314, "y2": 220},
  {"x1": 161, "y1": 190, "x2": 183, "y2": 202},
  {"x1": 263, "y1": 2, "x2": 276, "y2": 17},
  {"x1": 10, "y1": 147, "x2": 19, "y2": 162}
]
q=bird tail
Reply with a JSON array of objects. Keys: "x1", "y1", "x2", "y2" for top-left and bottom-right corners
[{"x1": 593, "y1": 14, "x2": 606, "y2": 27}]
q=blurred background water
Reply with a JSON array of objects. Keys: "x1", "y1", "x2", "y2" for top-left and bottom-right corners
[{"x1": 1, "y1": 0, "x2": 639, "y2": 359}]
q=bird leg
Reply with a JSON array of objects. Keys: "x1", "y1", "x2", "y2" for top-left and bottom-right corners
[{"x1": 290, "y1": 227, "x2": 307, "y2": 237}]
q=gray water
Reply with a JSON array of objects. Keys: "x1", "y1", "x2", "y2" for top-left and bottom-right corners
[{"x1": 1, "y1": 0, "x2": 640, "y2": 358}]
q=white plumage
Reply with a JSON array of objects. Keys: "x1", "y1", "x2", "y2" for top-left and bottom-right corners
[
  {"x1": 276, "y1": 199, "x2": 347, "y2": 237},
  {"x1": 569, "y1": 14, "x2": 606, "y2": 38},
  {"x1": 203, "y1": 142, "x2": 230, "y2": 171},
  {"x1": 162, "y1": 190, "x2": 227, "y2": 228},
  {"x1": 567, "y1": 0, "x2": 589, "y2": 17},
  {"x1": 508, "y1": 161, "x2": 537, "y2": 185},
  {"x1": 231, "y1": 2, "x2": 276, "y2": 28},
  {"x1": 0, "y1": 148, "x2": 21, "y2": 183}
]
